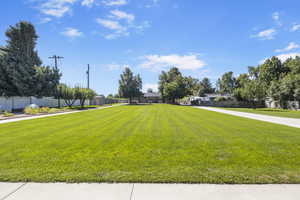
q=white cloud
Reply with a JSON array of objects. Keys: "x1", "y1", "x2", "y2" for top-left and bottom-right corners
[
  {"x1": 103, "y1": 33, "x2": 126, "y2": 39},
  {"x1": 258, "y1": 59, "x2": 266, "y2": 64},
  {"x1": 96, "y1": 2, "x2": 150, "y2": 39},
  {"x1": 96, "y1": 18, "x2": 125, "y2": 30},
  {"x1": 106, "y1": 63, "x2": 129, "y2": 70},
  {"x1": 275, "y1": 42, "x2": 299, "y2": 53},
  {"x1": 81, "y1": 0, "x2": 94, "y2": 7},
  {"x1": 145, "y1": 0, "x2": 159, "y2": 8},
  {"x1": 96, "y1": 16, "x2": 149, "y2": 39},
  {"x1": 272, "y1": 12, "x2": 279, "y2": 21},
  {"x1": 251, "y1": 28, "x2": 276, "y2": 40},
  {"x1": 143, "y1": 83, "x2": 158, "y2": 92},
  {"x1": 272, "y1": 12, "x2": 282, "y2": 26},
  {"x1": 110, "y1": 10, "x2": 135, "y2": 23},
  {"x1": 141, "y1": 54, "x2": 206, "y2": 71},
  {"x1": 39, "y1": 0, "x2": 76, "y2": 18},
  {"x1": 39, "y1": 17, "x2": 52, "y2": 24},
  {"x1": 102, "y1": 0, "x2": 127, "y2": 6},
  {"x1": 260, "y1": 52, "x2": 300, "y2": 64},
  {"x1": 133, "y1": 20, "x2": 151, "y2": 32},
  {"x1": 276, "y1": 52, "x2": 300, "y2": 62},
  {"x1": 61, "y1": 27, "x2": 83, "y2": 38},
  {"x1": 290, "y1": 24, "x2": 300, "y2": 32},
  {"x1": 96, "y1": 18, "x2": 129, "y2": 39}
]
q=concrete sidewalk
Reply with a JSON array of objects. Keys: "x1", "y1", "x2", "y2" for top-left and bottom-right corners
[
  {"x1": 0, "y1": 104, "x2": 125, "y2": 125},
  {"x1": 1, "y1": 183, "x2": 300, "y2": 200},
  {"x1": 195, "y1": 106, "x2": 300, "y2": 128}
]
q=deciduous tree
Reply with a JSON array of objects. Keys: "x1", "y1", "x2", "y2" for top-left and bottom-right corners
[
  {"x1": 198, "y1": 77, "x2": 214, "y2": 97},
  {"x1": 58, "y1": 84, "x2": 76, "y2": 107},
  {"x1": 216, "y1": 71, "x2": 236, "y2": 95},
  {"x1": 75, "y1": 86, "x2": 97, "y2": 108},
  {"x1": 118, "y1": 68, "x2": 142, "y2": 104}
]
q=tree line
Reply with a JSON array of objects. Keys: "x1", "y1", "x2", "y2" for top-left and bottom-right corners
[
  {"x1": 158, "y1": 67, "x2": 214, "y2": 103},
  {"x1": 156, "y1": 56, "x2": 300, "y2": 106},
  {"x1": 117, "y1": 67, "x2": 215, "y2": 104},
  {"x1": 117, "y1": 55, "x2": 300, "y2": 107},
  {"x1": 217, "y1": 56, "x2": 300, "y2": 108}
]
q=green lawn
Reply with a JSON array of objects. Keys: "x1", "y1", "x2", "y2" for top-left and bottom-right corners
[
  {"x1": 0, "y1": 104, "x2": 300, "y2": 183},
  {"x1": 218, "y1": 107, "x2": 300, "y2": 119}
]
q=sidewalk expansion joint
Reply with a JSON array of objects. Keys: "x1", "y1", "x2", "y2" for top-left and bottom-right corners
[
  {"x1": 129, "y1": 183, "x2": 135, "y2": 200},
  {"x1": 0, "y1": 183, "x2": 27, "y2": 200}
]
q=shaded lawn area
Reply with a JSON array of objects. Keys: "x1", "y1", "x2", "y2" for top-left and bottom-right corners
[
  {"x1": 0, "y1": 104, "x2": 300, "y2": 184},
  {"x1": 218, "y1": 107, "x2": 300, "y2": 119}
]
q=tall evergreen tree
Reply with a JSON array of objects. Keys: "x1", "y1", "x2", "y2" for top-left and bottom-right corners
[
  {"x1": 0, "y1": 21, "x2": 41, "y2": 96},
  {"x1": 0, "y1": 21, "x2": 61, "y2": 97}
]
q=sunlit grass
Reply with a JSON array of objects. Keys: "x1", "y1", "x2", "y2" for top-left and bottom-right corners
[{"x1": 0, "y1": 104, "x2": 300, "y2": 183}]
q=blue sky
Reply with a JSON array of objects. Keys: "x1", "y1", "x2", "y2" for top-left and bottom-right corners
[{"x1": 1, "y1": 0, "x2": 300, "y2": 95}]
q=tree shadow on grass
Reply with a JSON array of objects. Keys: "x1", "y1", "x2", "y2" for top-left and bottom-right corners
[
  {"x1": 126, "y1": 103, "x2": 154, "y2": 106},
  {"x1": 256, "y1": 109, "x2": 292, "y2": 113}
]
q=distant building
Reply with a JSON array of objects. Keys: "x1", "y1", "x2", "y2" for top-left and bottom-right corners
[
  {"x1": 91, "y1": 95, "x2": 106, "y2": 105},
  {"x1": 190, "y1": 93, "x2": 232, "y2": 105},
  {"x1": 142, "y1": 92, "x2": 162, "y2": 103}
]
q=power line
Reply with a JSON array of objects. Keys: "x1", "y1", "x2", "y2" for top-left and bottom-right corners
[{"x1": 49, "y1": 55, "x2": 64, "y2": 69}]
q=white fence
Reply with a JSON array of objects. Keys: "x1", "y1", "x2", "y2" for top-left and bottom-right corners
[
  {"x1": 0, "y1": 97, "x2": 89, "y2": 112},
  {"x1": 265, "y1": 100, "x2": 299, "y2": 110}
]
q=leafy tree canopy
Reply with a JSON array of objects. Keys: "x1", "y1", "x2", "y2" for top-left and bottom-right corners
[
  {"x1": 118, "y1": 67, "x2": 142, "y2": 103},
  {"x1": 217, "y1": 71, "x2": 236, "y2": 95},
  {"x1": 198, "y1": 77, "x2": 214, "y2": 97}
]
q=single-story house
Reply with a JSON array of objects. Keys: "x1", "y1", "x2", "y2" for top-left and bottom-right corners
[
  {"x1": 141, "y1": 92, "x2": 163, "y2": 103},
  {"x1": 91, "y1": 95, "x2": 106, "y2": 105},
  {"x1": 190, "y1": 93, "x2": 232, "y2": 105}
]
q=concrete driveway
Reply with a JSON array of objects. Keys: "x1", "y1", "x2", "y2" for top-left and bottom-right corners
[{"x1": 195, "y1": 106, "x2": 300, "y2": 128}]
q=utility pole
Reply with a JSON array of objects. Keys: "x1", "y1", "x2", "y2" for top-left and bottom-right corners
[
  {"x1": 49, "y1": 55, "x2": 64, "y2": 70},
  {"x1": 86, "y1": 64, "x2": 90, "y2": 89},
  {"x1": 86, "y1": 64, "x2": 91, "y2": 105},
  {"x1": 49, "y1": 55, "x2": 64, "y2": 108}
]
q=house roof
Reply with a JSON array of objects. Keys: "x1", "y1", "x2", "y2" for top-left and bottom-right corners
[
  {"x1": 95, "y1": 95, "x2": 105, "y2": 98},
  {"x1": 144, "y1": 92, "x2": 161, "y2": 98}
]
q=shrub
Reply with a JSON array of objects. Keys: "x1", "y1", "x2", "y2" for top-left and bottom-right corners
[
  {"x1": 48, "y1": 108, "x2": 60, "y2": 113},
  {"x1": 24, "y1": 107, "x2": 39, "y2": 115},
  {"x1": 24, "y1": 107, "x2": 61, "y2": 115},
  {"x1": 3, "y1": 111, "x2": 14, "y2": 117},
  {"x1": 214, "y1": 96, "x2": 227, "y2": 102},
  {"x1": 39, "y1": 107, "x2": 50, "y2": 113}
]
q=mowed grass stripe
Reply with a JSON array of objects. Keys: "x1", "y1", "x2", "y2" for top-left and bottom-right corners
[
  {"x1": 0, "y1": 104, "x2": 300, "y2": 183},
  {"x1": 0, "y1": 107, "x2": 127, "y2": 156}
]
